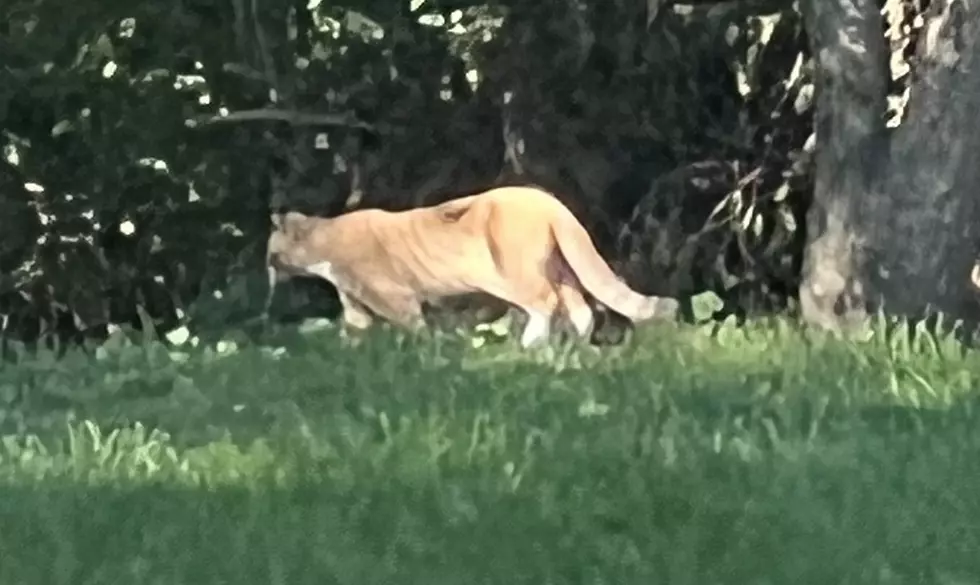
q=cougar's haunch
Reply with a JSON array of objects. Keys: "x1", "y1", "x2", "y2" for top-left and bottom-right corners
[{"x1": 265, "y1": 186, "x2": 679, "y2": 347}]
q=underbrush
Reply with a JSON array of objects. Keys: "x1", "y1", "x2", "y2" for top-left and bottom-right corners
[{"x1": 0, "y1": 312, "x2": 979, "y2": 584}]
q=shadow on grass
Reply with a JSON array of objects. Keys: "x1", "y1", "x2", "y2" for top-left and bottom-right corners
[{"x1": 2, "y1": 429, "x2": 980, "y2": 585}]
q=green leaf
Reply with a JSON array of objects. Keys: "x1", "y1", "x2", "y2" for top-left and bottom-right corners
[{"x1": 50, "y1": 119, "x2": 73, "y2": 136}]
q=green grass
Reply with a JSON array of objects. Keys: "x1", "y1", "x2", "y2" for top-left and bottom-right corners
[{"x1": 1, "y1": 313, "x2": 980, "y2": 584}]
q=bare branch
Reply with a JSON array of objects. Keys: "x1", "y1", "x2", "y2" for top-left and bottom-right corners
[
  {"x1": 251, "y1": 0, "x2": 280, "y2": 98},
  {"x1": 194, "y1": 109, "x2": 375, "y2": 130},
  {"x1": 566, "y1": 0, "x2": 594, "y2": 71},
  {"x1": 231, "y1": 0, "x2": 249, "y2": 58},
  {"x1": 222, "y1": 62, "x2": 272, "y2": 83},
  {"x1": 501, "y1": 92, "x2": 524, "y2": 176},
  {"x1": 647, "y1": 0, "x2": 665, "y2": 28}
]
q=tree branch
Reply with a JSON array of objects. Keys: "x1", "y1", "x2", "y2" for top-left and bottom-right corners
[{"x1": 194, "y1": 108, "x2": 375, "y2": 130}]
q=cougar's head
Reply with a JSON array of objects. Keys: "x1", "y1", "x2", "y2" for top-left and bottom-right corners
[
  {"x1": 262, "y1": 210, "x2": 323, "y2": 317},
  {"x1": 266, "y1": 210, "x2": 320, "y2": 280}
]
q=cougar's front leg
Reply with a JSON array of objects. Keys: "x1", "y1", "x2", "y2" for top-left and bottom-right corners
[
  {"x1": 382, "y1": 297, "x2": 428, "y2": 332},
  {"x1": 364, "y1": 293, "x2": 427, "y2": 333},
  {"x1": 337, "y1": 290, "x2": 375, "y2": 330}
]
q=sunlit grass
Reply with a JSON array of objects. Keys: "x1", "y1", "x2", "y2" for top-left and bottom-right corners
[{"x1": 0, "y1": 310, "x2": 979, "y2": 584}]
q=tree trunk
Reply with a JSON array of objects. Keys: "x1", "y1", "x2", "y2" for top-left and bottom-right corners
[
  {"x1": 800, "y1": 0, "x2": 980, "y2": 330},
  {"x1": 797, "y1": 0, "x2": 889, "y2": 330},
  {"x1": 873, "y1": 0, "x2": 980, "y2": 321}
]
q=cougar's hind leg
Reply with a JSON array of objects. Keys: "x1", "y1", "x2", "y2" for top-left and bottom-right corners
[
  {"x1": 479, "y1": 283, "x2": 560, "y2": 349},
  {"x1": 556, "y1": 281, "x2": 594, "y2": 340},
  {"x1": 544, "y1": 253, "x2": 593, "y2": 340},
  {"x1": 518, "y1": 306, "x2": 553, "y2": 348}
]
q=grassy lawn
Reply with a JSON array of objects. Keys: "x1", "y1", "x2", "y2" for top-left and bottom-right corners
[{"x1": 1, "y1": 312, "x2": 979, "y2": 584}]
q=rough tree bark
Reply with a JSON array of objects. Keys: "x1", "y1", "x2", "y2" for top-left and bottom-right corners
[{"x1": 800, "y1": 0, "x2": 980, "y2": 330}]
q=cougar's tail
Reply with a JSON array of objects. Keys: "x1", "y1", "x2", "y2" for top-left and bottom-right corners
[{"x1": 551, "y1": 208, "x2": 677, "y2": 322}]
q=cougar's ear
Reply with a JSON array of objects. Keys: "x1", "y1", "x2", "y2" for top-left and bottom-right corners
[
  {"x1": 271, "y1": 210, "x2": 310, "y2": 232},
  {"x1": 283, "y1": 211, "x2": 309, "y2": 225}
]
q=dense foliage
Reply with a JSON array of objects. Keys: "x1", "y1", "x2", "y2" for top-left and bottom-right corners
[{"x1": 1, "y1": 0, "x2": 836, "y2": 343}]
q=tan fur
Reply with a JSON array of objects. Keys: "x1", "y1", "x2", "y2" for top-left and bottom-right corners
[{"x1": 264, "y1": 186, "x2": 678, "y2": 347}]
